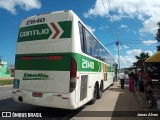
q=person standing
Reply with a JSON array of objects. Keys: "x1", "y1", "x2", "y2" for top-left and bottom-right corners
[
  {"x1": 134, "y1": 71, "x2": 139, "y2": 91},
  {"x1": 129, "y1": 72, "x2": 135, "y2": 92},
  {"x1": 138, "y1": 70, "x2": 144, "y2": 92},
  {"x1": 119, "y1": 71, "x2": 126, "y2": 89}
]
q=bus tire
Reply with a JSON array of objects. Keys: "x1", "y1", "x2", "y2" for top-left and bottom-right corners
[
  {"x1": 89, "y1": 84, "x2": 98, "y2": 104},
  {"x1": 97, "y1": 82, "x2": 103, "y2": 99}
]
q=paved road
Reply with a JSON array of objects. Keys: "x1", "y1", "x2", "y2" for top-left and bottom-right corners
[
  {"x1": 0, "y1": 82, "x2": 152, "y2": 120},
  {"x1": 0, "y1": 85, "x2": 79, "y2": 120},
  {"x1": 0, "y1": 85, "x2": 12, "y2": 100}
]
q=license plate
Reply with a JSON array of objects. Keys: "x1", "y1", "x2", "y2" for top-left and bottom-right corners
[{"x1": 32, "y1": 92, "x2": 43, "y2": 97}]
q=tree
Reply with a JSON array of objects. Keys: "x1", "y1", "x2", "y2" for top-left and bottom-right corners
[
  {"x1": 134, "y1": 52, "x2": 150, "y2": 71},
  {"x1": 155, "y1": 22, "x2": 160, "y2": 42},
  {"x1": 135, "y1": 52, "x2": 150, "y2": 60}
]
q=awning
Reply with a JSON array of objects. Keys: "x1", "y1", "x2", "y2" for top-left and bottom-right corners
[{"x1": 145, "y1": 51, "x2": 160, "y2": 62}]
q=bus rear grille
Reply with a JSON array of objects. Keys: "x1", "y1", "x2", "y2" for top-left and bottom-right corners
[{"x1": 80, "y1": 75, "x2": 88, "y2": 101}]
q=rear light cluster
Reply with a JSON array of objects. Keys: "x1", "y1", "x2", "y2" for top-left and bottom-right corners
[
  {"x1": 21, "y1": 56, "x2": 62, "y2": 60},
  {"x1": 70, "y1": 59, "x2": 77, "y2": 78},
  {"x1": 70, "y1": 58, "x2": 77, "y2": 92}
]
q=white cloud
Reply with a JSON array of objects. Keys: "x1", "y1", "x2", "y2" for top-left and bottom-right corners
[
  {"x1": 133, "y1": 31, "x2": 137, "y2": 34},
  {"x1": 86, "y1": 25, "x2": 96, "y2": 33},
  {"x1": 144, "y1": 51, "x2": 154, "y2": 56},
  {"x1": 138, "y1": 14, "x2": 145, "y2": 21},
  {"x1": 126, "y1": 29, "x2": 131, "y2": 32},
  {"x1": 123, "y1": 45, "x2": 129, "y2": 48},
  {"x1": 139, "y1": 17, "x2": 159, "y2": 35},
  {"x1": 117, "y1": 49, "x2": 142, "y2": 68},
  {"x1": 110, "y1": 15, "x2": 122, "y2": 21},
  {"x1": 115, "y1": 55, "x2": 137, "y2": 68},
  {"x1": 114, "y1": 48, "x2": 155, "y2": 68},
  {"x1": 142, "y1": 40, "x2": 157, "y2": 45},
  {"x1": 113, "y1": 46, "x2": 123, "y2": 51},
  {"x1": 84, "y1": 0, "x2": 160, "y2": 35},
  {"x1": 119, "y1": 24, "x2": 128, "y2": 29},
  {"x1": 126, "y1": 49, "x2": 154, "y2": 57},
  {"x1": 126, "y1": 49, "x2": 142, "y2": 56},
  {"x1": 84, "y1": 0, "x2": 107, "y2": 18},
  {"x1": 99, "y1": 25, "x2": 109, "y2": 30},
  {"x1": 113, "y1": 44, "x2": 129, "y2": 51},
  {"x1": 0, "y1": 0, "x2": 41, "y2": 14},
  {"x1": 117, "y1": 49, "x2": 155, "y2": 68}
]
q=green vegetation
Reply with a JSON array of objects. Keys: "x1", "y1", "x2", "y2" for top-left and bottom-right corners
[
  {"x1": 0, "y1": 80, "x2": 13, "y2": 86},
  {"x1": 135, "y1": 52, "x2": 150, "y2": 61}
]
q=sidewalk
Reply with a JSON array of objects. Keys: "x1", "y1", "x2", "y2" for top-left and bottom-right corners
[
  {"x1": 73, "y1": 80, "x2": 148, "y2": 120},
  {"x1": 126, "y1": 79, "x2": 160, "y2": 120},
  {"x1": 135, "y1": 80, "x2": 160, "y2": 110}
]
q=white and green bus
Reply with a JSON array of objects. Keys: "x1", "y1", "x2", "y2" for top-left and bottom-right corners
[{"x1": 13, "y1": 10, "x2": 115, "y2": 109}]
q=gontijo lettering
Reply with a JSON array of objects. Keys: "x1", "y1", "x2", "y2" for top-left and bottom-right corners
[{"x1": 20, "y1": 29, "x2": 49, "y2": 37}]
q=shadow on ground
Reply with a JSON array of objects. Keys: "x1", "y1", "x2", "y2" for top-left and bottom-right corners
[
  {"x1": 0, "y1": 98, "x2": 85, "y2": 120},
  {"x1": 109, "y1": 80, "x2": 160, "y2": 120}
]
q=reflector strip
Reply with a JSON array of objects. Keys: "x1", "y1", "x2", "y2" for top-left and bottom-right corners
[
  {"x1": 21, "y1": 56, "x2": 62, "y2": 60},
  {"x1": 49, "y1": 56, "x2": 62, "y2": 60},
  {"x1": 21, "y1": 57, "x2": 32, "y2": 60}
]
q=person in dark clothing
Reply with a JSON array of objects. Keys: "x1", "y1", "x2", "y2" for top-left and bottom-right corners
[
  {"x1": 134, "y1": 71, "x2": 139, "y2": 91},
  {"x1": 141, "y1": 72, "x2": 153, "y2": 98},
  {"x1": 128, "y1": 72, "x2": 135, "y2": 92},
  {"x1": 138, "y1": 70, "x2": 144, "y2": 92}
]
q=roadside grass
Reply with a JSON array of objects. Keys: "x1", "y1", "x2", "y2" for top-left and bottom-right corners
[{"x1": 0, "y1": 80, "x2": 13, "y2": 86}]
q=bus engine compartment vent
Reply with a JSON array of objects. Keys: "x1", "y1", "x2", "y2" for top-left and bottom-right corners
[{"x1": 80, "y1": 75, "x2": 88, "y2": 101}]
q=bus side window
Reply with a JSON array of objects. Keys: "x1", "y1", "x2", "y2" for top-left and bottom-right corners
[
  {"x1": 78, "y1": 22, "x2": 85, "y2": 53},
  {"x1": 84, "y1": 29, "x2": 93, "y2": 56},
  {"x1": 92, "y1": 39, "x2": 99, "y2": 58}
]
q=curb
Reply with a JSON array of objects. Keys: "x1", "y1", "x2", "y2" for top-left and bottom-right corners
[
  {"x1": 0, "y1": 85, "x2": 13, "y2": 88},
  {"x1": 0, "y1": 77, "x2": 14, "y2": 80}
]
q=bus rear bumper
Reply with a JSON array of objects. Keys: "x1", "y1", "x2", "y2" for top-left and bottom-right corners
[{"x1": 12, "y1": 90, "x2": 78, "y2": 109}]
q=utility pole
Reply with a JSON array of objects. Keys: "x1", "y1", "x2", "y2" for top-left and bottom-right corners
[{"x1": 116, "y1": 39, "x2": 120, "y2": 74}]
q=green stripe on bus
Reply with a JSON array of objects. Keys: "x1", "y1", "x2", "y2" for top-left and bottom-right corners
[
  {"x1": 15, "y1": 55, "x2": 71, "y2": 71},
  {"x1": 58, "y1": 21, "x2": 72, "y2": 38},
  {"x1": 71, "y1": 53, "x2": 102, "y2": 72},
  {"x1": 15, "y1": 53, "x2": 115, "y2": 72}
]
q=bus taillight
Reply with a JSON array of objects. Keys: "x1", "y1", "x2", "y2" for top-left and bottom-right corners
[
  {"x1": 21, "y1": 57, "x2": 32, "y2": 60},
  {"x1": 70, "y1": 58, "x2": 77, "y2": 92},
  {"x1": 70, "y1": 59, "x2": 77, "y2": 78}
]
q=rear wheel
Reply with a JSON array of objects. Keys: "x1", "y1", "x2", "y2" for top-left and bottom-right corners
[
  {"x1": 97, "y1": 82, "x2": 103, "y2": 99},
  {"x1": 89, "y1": 84, "x2": 98, "y2": 104}
]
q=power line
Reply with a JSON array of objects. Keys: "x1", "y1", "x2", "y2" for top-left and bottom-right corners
[
  {"x1": 104, "y1": 41, "x2": 116, "y2": 46},
  {"x1": 102, "y1": 0, "x2": 118, "y2": 41},
  {"x1": 102, "y1": 0, "x2": 122, "y2": 73},
  {"x1": 120, "y1": 42, "x2": 137, "y2": 49}
]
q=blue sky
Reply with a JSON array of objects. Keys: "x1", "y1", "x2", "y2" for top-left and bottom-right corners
[{"x1": 0, "y1": 0, "x2": 160, "y2": 68}]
